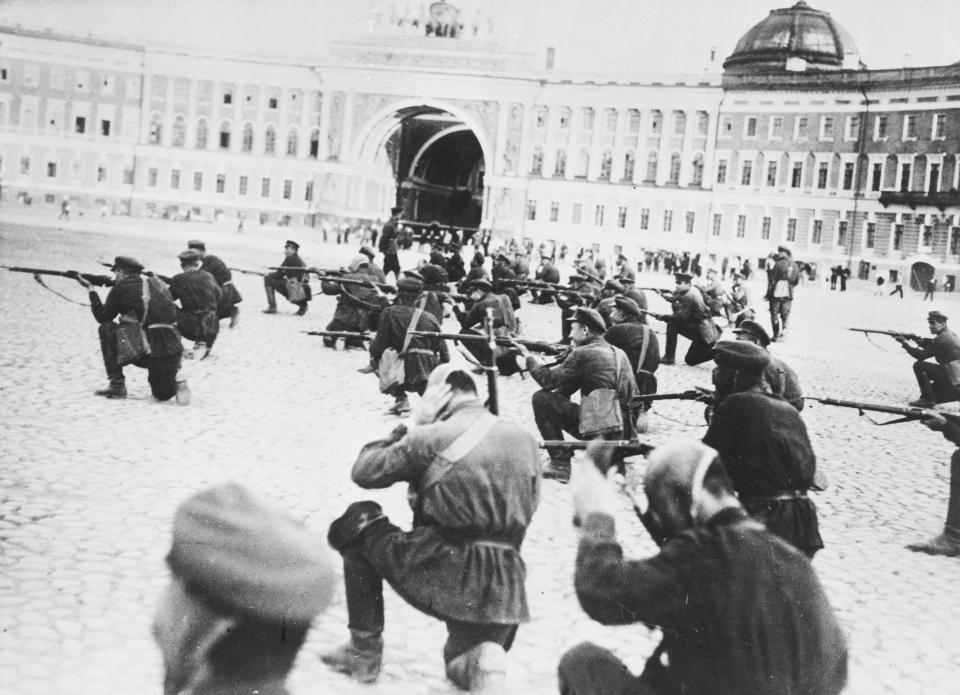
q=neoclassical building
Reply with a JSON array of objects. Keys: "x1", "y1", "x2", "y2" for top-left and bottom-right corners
[{"x1": 1, "y1": 1, "x2": 958, "y2": 287}]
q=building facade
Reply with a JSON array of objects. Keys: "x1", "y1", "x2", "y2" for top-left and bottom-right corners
[{"x1": 0, "y1": 1, "x2": 958, "y2": 286}]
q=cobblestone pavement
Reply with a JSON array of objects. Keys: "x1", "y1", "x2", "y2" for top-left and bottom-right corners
[{"x1": 1, "y1": 211, "x2": 960, "y2": 695}]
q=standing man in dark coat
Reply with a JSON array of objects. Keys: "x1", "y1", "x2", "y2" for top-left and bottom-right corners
[
  {"x1": 896, "y1": 310, "x2": 960, "y2": 407},
  {"x1": 75, "y1": 256, "x2": 187, "y2": 403},
  {"x1": 732, "y1": 319, "x2": 803, "y2": 410},
  {"x1": 765, "y1": 246, "x2": 799, "y2": 341},
  {"x1": 322, "y1": 365, "x2": 541, "y2": 692},
  {"x1": 702, "y1": 341, "x2": 823, "y2": 556},
  {"x1": 559, "y1": 438, "x2": 847, "y2": 695},
  {"x1": 516, "y1": 307, "x2": 639, "y2": 481},
  {"x1": 263, "y1": 240, "x2": 311, "y2": 315},
  {"x1": 187, "y1": 239, "x2": 241, "y2": 328},
  {"x1": 378, "y1": 206, "x2": 403, "y2": 282},
  {"x1": 652, "y1": 272, "x2": 719, "y2": 366},
  {"x1": 368, "y1": 276, "x2": 449, "y2": 416},
  {"x1": 169, "y1": 249, "x2": 222, "y2": 359}
]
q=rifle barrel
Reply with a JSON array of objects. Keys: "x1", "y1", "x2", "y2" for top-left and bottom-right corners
[
  {"x1": 228, "y1": 267, "x2": 267, "y2": 276},
  {"x1": 806, "y1": 397, "x2": 929, "y2": 418},
  {"x1": 302, "y1": 330, "x2": 373, "y2": 340},
  {"x1": 3, "y1": 266, "x2": 114, "y2": 286},
  {"x1": 539, "y1": 440, "x2": 654, "y2": 454}
]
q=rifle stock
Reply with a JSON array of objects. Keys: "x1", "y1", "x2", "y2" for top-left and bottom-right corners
[
  {"x1": 3, "y1": 266, "x2": 115, "y2": 287},
  {"x1": 407, "y1": 331, "x2": 564, "y2": 355}
]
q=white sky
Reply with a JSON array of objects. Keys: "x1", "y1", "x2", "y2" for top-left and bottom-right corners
[{"x1": 0, "y1": 0, "x2": 957, "y2": 74}]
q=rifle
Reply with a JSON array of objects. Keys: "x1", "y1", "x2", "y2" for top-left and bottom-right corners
[
  {"x1": 637, "y1": 287, "x2": 671, "y2": 295},
  {"x1": 435, "y1": 291, "x2": 470, "y2": 304},
  {"x1": 313, "y1": 275, "x2": 397, "y2": 294},
  {"x1": 848, "y1": 328, "x2": 922, "y2": 342},
  {"x1": 540, "y1": 440, "x2": 654, "y2": 457},
  {"x1": 3, "y1": 266, "x2": 114, "y2": 287},
  {"x1": 632, "y1": 388, "x2": 713, "y2": 406},
  {"x1": 302, "y1": 330, "x2": 373, "y2": 341},
  {"x1": 640, "y1": 309, "x2": 671, "y2": 322},
  {"x1": 407, "y1": 331, "x2": 566, "y2": 356},
  {"x1": 805, "y1": 396, "x2": 960, "y2": 426},
  {"x1": 229, "y1": 267, "x2": 267, "y2": 277}
]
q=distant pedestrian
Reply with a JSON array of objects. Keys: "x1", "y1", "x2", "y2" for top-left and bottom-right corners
[
  {"x1": 890, "y1": 277, "x2": 904, "y2": 298},
  {"x1": 58, "y1": 198, "x2": 70, "y2": 221},
  {"x1": 874, "y1": 275, "x2": 886, "y2": 296},
  {"x1": 924, "y1": 277, "x2": 937, "y2": 301},
  {"x1": 378, "y1": 206, "x2": 402, "y2": 282}
]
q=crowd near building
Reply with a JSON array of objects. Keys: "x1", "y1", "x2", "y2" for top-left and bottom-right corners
[{"x1": 0, "y1": 1, "x2": 958, "y2": 288}]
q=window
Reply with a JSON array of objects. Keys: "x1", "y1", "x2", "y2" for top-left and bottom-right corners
[
  {"x1": 736, "y1": 215, "x2": 746, "y2": 238},
  {"x1": 796, "y1": 116, "x2": 809, "y2": 139},
  {"x1": 550, "y1": 202, "x2": 559, "y2": 222},
  {"x1": 264, "y1": 126, "x2": 276, "y2": 154},
  {"x1": 219, "y1": 121, "x2": 231, "y2": 149},
  {"x1": 617, "y1": 206, "x2": 627, "y2": 228},
  {"x1": 933, "y1": 113, "x2": 946, "y2": 139},
  {"x1": 0, "y1": 67, "x2": 7, "y2": 82},
  {"x1": 820, "y1": 116, "x2": 834, "y2": 140},
  {"x1": 47, "y1": 162, "x2": 57, "y2": 178},
  {"x1": 817, "y1": 162, "x2": 828, "y2": 189},
  {"x1": 893, "y1": 224, "x2": 903, "y2": 250},
  {"x1": 97, "y1": 165, "x2": 107, "y2": 182},
  {"x1": 719, "y1": 116, "x2": 733, "y2": 138},
  {"x1": 691, "y1": 155, "x2": 704, "y2": 186},
  {"x1": 716, "y1": 159, "x2": 727, "y2": 184},
  {"x1": 837, "y1": 220, "x2": 848, "y2": 247},
  {"x1": 286, "y1": 128, "x2": 298, "y2": 156},
  {"x1": 952, "y1": 229, "x2": 960, "y2": 256},
  {"x1": 904, "y1": 115, "x2": 918, "y2": 139},
  {"x1": 171, "y1": 169, "x2": 180, "y2": 189},
  {"x1": 845, "y1": 116, "x2": 860, "y2": 141},
  {"x1": 268, "y1": 97, "x2": 278, "y2": 110},
  {"x1": 922, "y1": 226, "x2": 933, "y2": 247},
  {"x1": 668, "y1": 153, "x2": 681, "y2": 184},
  {"x1": 172, "y1": 116, "x2": 186, "y2": 147},
  {"x1": 223, "y1": 89, "x2": 233, "y2": 105},
  {"x1": 309, "y1": 129, "x2": 319, "y2": 158},
  {"x1": 685, "y1": 211, "x2": 695, "y2": 234},
  {"x1": 745, "y1": 116, "x2": 758, "y2": 137},
  {"x1": 595, "y1": 205, "x2": 605, "y2": 226},
  {"x1": 599, "y1": 151, "x2": 612, "y2": 181},
  {"x1": 576, "y1": 150, "x2": 589, "y2": 178},
  {"x1": 627, "y1": 109, "x2": 641, "y2": 134},
  {"x1": 554, "y1": 150, "x2": 566, "y2": 177},
  {"x1": 875, "y1": 115, "x2": 888, "y2": 140},
  {"x1": 786, "y1": 218, "x2": 797, "y2": 242},
  {"x1": 640, "y1": 208, "x2": 650, "y2": 230},
  {"x1": 147, "y1": 168, "x2": 158, "y2": 187},
  {"x1": 696, "y1": 111, "x2": 709, "y2": 136},
  {"x1": 766, "y1": 161, "x2": 778, "y2": 186},
  {"x1": 605, "y1": 109, "x2": 617, "y2": 133},
  {"x1": 663, "y1": 210, "x2": 673, "y2": 232},
  {"x1": 193, "y1": 172, "x2": 203, "y2": 191},
  {"x1": 582, "y1": 108, "x2": 595, "y2": 131},
  {"x1": 572, "y1": 203, "x2": 583, "y2": 224},
  {"x1": 791, "y1": 162, "x2": 803, "y2": 188},
  {"x1": 842, "y1": 162, "x2": 854, "y2": 190},
  {"x1": 216, "y1": 174, "x2": 226, "y2": 193},
  {"x1": 196, "y1": 119, "x2": 208, "y2": 148},
  {"x1": 900, "y1": 163, "x2": 912, "y2": 192},
  {"x1": 75, "y1": 116, "x2": 86, "y2": 134},
  {"x1": 535, "y1": 106, "x2": 548, "y2": 129},
  {"x1": 623, "y1": 151, "x2": 636, "y2": 181},
  {"x1": 261, "y1": 178, "x2": 271, "y2": 197},
  {"x1": 650, "y1": 110, "x2": 662, "y2": 134},
  {"x1": 770, "y1": 116, "x2": 783, "y2": 138},
  {"x1": 305, "y1": 181, "x2": 314, "y2": 202},
  {"x1": 871, "y1": 162, "x2": 882, "y2": 191},
  {"x1": 559, "y1": 107, "x2": 571, "y2": 129},
  {"x1": 866, "y1": 222, "x2": 876, "y2": 249},
  {"x1": 97, "y1": 119, "x2": 111, "y2": 137},
  {"x1": 242, "y1": 124, "x2": 254, "y2": 152},
  {"x1": 761, "y1": 216, "x2": 771, "y2": 240},
  {"x1": 712, "y1": 214, "x2": 721, "y2": 236},
  {"x1": 812, "y1": 219, "x2": 822, "y2": 244},
  {"x1": 123, "y1": 167, "x2": 134, "y2": 184},
  {"x1": 646, "y1": 152, "x2": 658, "y2": 182},
  {"x1": 283, "y1": 179, "x2": 293, "y2": 200},
  {"x1": 239, "y1": 175, "x2": 248, "y2": 195},
  {"x1": 740, "y1": 161, "x2": 753, "y2": 186},
  {"x1": 530, "y1": 147, "x2": 543, "y2": 176},
  {"x1": 929, "y1": 162, "x2": 941, "y2": 194},
  {"x1": 20, "y1": 157, "x2": 30, "y2": 175},
  {"x1": 673, "y1": 111, "x2": 686, "y2": 136}
]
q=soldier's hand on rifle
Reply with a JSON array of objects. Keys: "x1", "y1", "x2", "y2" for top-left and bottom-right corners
[
  {"x1": 921, "y1": 412, "x2": 948, "y2": 431},
  {"x1": 570, "y1": 450, "x2": 620, "y2": 526},
  {"x1": 511, "y1": 341, "x2": 531, "y2": 358},
  {"x1": 73, "y1": 274, "x2": 92, "y2": 289}
]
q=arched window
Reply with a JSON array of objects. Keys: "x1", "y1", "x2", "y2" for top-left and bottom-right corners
[
  {"x1": 623, "y1": 151, "x2": 636, "y2": 182},
  {"x1": 645, "y1": 151, "x2": 658, "y2": 182},
  {"x1": 171, "y1": 116, "x2": 186, "y2": 147},
  {"x1": 669, "y1": 152, "x2": 682, "y2": 184},
  {"x1": 219, "y1": 121, "x2": 231, "y2": 150},
  {"x1": 530, "y1": 146, "x2": 543, "y2": 176},
  {"x1": 195, "y1": 118, "x2": 208, "y2": 149},
  {"x1": 577, "y1": 149, "x2": 589, "y2": 178},
  {"x1": 286, "y1": 127, "x2": 298, "y2": 156},
  {"x1": 264, "y1": 126, "x2": 276, "y2": 155},
  {"x1": 241, "y1": 123, "x2": 254, "y2": 152},
  {"x1": 554, "y1": 150, "x2": 567, "y2": 177},
  {"x1": 309, "y1": 129, "x2": 320, "y2": 158},
  {"x1": 599, "y1": 150, "x2": 613, "y2": 181},
  {"x1": 691, "y1": 154, "x2": 704, "y2": 186},
  {"x1": 148, "y1": 114, "x2": 163, "y2": 145}
]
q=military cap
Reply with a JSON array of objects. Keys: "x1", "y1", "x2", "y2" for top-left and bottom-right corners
[
  {"x1": 419, "y1": 264, "x2": 446, "y2": 286},
  {"x1": 166, "y1": 484, "x2": 334, "y2": 623},
  {"x1": 733, "y1": 320, "x2": 771, "y2": 348},
  {"x1": 359, "y1": 246, "x2": 376, "y2": 261},
  {"x1": 928, "y1": 311, "x2": 949, "y2": 323},
  {"x1": 568, "y1": 274, "x2": 586, "y2": 283},
  {"x1": 390, "y1": 205, "x2": 404, "y2": 215},
  {"x1": 468, "y1": 278, "x2": 492, "y2": 292},
  {"x1": 284, "y1": 239, "x2": 301, "y2": 251},
  {"x1": 403, "y1": 269, "x2": 424, "y2": 281},
  {"x1": 186, "y1": 239, "x2": 206, "y2": 251},
  {"x1": 674, "y1": 272, "x2": 693, "y2": 283},
  {"x1": 495, "y1": 253, "x2": 511, "y2": 264},
  {"x1": 177, "y1": 249, "x2": 202, "y2": 264},
  {"x1": 713, "y1": 340, "x2": 770, "y2": 374},
  {"x1": 614, "y1": 296, "x2": 644, "y2": 321},
  {"x1": 617, "y1": 253, "x2": 628, "y2": 261},
  {"x1": 110, "y1": 256, "x2": 144, "y2": 273},
  {"x1": 777, "y1": 245, "x2": 791, "y2": 255},
  {"x1": 614, "y1": 274, "x2": 634, "y2": 285},
  {"x1": 398, "y1": 276, "x2": 424, "y2": 293},
  {"x1": 604, "y1": 279, "x2": 624, "y2": 293},
  {"x1": 731, "y1": 270, "x2": 743, "y2": 279},
  {"x1": 569, "y1": 306, "x2": 607, "y2": 334}
]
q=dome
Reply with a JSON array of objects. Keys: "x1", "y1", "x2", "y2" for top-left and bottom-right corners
[{"x1": 723, "y1": 2, "x2": 861, "y2": 73}]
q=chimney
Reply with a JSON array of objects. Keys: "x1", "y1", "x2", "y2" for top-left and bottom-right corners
[{"x1": 546, "y1": 46, "x2": 555, "y2": 70}]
